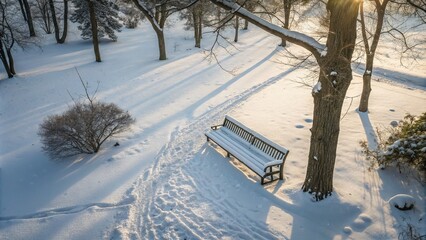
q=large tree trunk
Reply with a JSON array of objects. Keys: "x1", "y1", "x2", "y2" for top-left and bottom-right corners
[
  {"x1": 301, "y1": 0, "x2": 359, "y2": 200},
  {"x1": 22, "y1": 0, "x2": 36, "y2": 37},
  {"x1": 88, "y1": 0, "x2": 101, "y2": 62}
]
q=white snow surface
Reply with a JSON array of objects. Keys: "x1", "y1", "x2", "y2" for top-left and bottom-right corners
[{"x1": 1, "y1": 20, "x2": 426, "y2": 240}]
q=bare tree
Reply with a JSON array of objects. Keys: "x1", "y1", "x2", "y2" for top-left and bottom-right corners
[
  {"x1": 34, "y1": 0, "x2": 52, "y2": 34},
  {"x1": 191, "y1": 0, "x2": 204, "y2": 47},
  {"x1": 358, "y1": 0, "x2": 425, "y2": 112},
  {"x1": 131, "y1": 0, "x2": 197, "y2": 60},
  {"x1": 211, "y1": 0, "x2": 360, "y2": 200},
  {"x1": 358, "y1": 0, "x2": 389, "y2": 112},
  {"x1": 19, "y1": 0, "x2": 36, "y2": 37},
  {"x1": 0, "y1": 0, "x2": 16, "y2": 78},
  {"x1": 49, "y1": 0, "x2": 68, "y2": 43}
]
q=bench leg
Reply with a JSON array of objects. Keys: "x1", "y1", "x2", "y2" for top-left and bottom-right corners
[
  {"x1": 261, "y1": 177, "x2": 265, "y2": 185},
  {"x1": 279, "y1": 164, "x2": 284, "y2": 180}
]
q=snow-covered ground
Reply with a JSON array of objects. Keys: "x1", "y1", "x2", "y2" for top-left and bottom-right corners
[{"x1": 0, "y1": 19, "x2": 425, "y2": 239}]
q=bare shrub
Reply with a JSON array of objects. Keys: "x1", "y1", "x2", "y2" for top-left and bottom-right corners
[
  {"x1": 39, "y1": 101, "x2": 134, "y2": 159},
  {"x1": 398, "y1": 223, "x2": 426, "y2": 240}
]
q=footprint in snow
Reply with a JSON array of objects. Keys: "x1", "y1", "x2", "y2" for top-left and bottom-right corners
[
  {"x1": 350, "y1": 213, "x2": 372, "y2": 231},
  {"x1": 304, "y1": 118, "x2": 313, "y2": 123},
  {"x1": 295, "y1": 125, "x2": 304, "y2": 129}
]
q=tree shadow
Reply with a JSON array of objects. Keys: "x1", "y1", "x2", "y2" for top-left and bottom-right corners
[
  {"x1": 193, "y1": 144, "x2": 362, "y2": 239},
  {"x1": 357, "y1": 110, "x2": 378, "y2": 149}
]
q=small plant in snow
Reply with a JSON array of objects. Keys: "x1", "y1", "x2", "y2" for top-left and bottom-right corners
[
  {"x1": 360, "y1": 112, "x2": 426, "y2": 183},
  {"x1": 38, "y1": 73, "x2": 135, "y2": 159},
  {"x1": 398, "y1": 223, "x2": 425, "y2": 240}
]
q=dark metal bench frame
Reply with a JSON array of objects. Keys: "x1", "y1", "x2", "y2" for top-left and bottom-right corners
[{"x1": 206, "y1": 116, "x2": 289, "y2": 185}]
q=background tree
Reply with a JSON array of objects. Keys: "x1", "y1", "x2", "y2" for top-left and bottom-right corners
[
  {"x1": 179, "y1": 0, "x2": 210, "y2": 47},
  {"x1": 71, "y1": 0, "x2": 122, "y2": 41},
  {"x1": 118, "y1": 0, "x2": 145, "y2": 29},
  {"x1": 34, "y1": 0, "x2": 52, "y2": 34},
  {"x1": 190, "y1": 0, "x2": 205, "y2": 47},
  {"x1": 358, "y1": 0, "x2": 389, "y2": 112},
  {"x1": 0, "y1": 0, "x2": 36, "y2": 78},
  {"x1": 18, "y1": 0, "x2": 36, "y2": 37},
  {"x1": 49, "y1": 0, "x2": 69, "y2": 43},
  {"x1": 1, "y1": 0, "x2": 20, "y2": 77},
  {"x1": 211, "y1": 0, "x2": 360, "y2": 200},
  {"x1": 0, "y1": 14, "x2": 15, "y2": 78},
  {"x1": 131, "y1": 0, "x2": 197, "y2": 60},
  {"x1": 71, "y1": 0, "x2": 123, "y2": 62},
  {"x1": 358, "y1": 0, "x2": 425, "y2": 112}
]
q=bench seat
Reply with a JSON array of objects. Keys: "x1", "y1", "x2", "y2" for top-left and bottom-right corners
[{"x1": 206, "y1": 116, "x2": 289, "y2": 184}]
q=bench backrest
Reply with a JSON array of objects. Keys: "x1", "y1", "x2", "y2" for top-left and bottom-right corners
[{"x1": 223, "y1": 116, "x2": 288, "y2": 161}]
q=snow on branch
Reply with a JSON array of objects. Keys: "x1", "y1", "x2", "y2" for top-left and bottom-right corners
[{"x1": 211, "y1": 0, "x2": 326, "y2": 59}]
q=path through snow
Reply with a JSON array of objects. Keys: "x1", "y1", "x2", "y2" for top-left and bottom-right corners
[{"x1": 111, "y1": 63, "x2": 298, "y2": 239}]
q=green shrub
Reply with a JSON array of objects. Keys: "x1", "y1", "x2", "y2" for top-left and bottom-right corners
[{"x1": 360, "y1": 112, "x2": 426, "y2": 182}]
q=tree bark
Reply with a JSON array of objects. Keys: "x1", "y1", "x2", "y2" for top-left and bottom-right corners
[
  {"x1": 131, "y1": 0, "x2": 169, "y2": 60},
  {"x1": 18, "y1": 0, "x2": 28, "y2": 22},
  {"x1": 156, "y1": 30, "x2": 167, "y2": 60},
  {"x1": 234, "y1": 16, "x2": 239, "y2": 42},
  {"x1": 243, "y1": 19, "x2": 248, "y2": 30},
  {"x1": 22, "y1": 0, "x2": 36, "y2": 37},
  {"x1": 359, "y1": 56, "x2": 373, "y2": 112},
  {"x1": 302, "y1": 0, "x2": 359, "y2": 200},
  {"x1": 198, "y1": 12, "x2": 202, "y2": 40},
  {"x1": 280, "y1": 0, "x2": 291, "y2": 47},
  {"x1": 6, "y1": 48, "x2": 15, "y2": 75},
  {"x1": 192, "y1": 4, "x2": 202, "y2": 48},
  {"x1": 61, "y1": 0, "x2": 69, "y2": 43},
  {"x1": 358, "y1": 0, "x2": 388, "y2": 112},
  {"x1": 88, "y1": 0, "x2": 101, "y2": 62},
  {"x1": 0, "y1": 43, "x2": 13, "y2": 78},
  {"x1": 49, "y1": 0, "x2": 68, "y2": 44}
]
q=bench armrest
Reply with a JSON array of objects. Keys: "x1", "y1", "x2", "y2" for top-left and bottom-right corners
[
  {"x1": 263, "y1": 161, "x2": 283, "y2": 172},
  {"x1": 211, "y1": 124, "x2": 223, "y2": 130}
]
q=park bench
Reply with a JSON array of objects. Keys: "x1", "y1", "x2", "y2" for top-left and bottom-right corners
[{"x1": 205, "y1": 116, "x2": 289, "y2": 185}]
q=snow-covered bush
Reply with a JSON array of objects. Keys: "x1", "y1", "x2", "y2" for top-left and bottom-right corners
[
  {"x1": 38, "y1": 101, "x2": 134, "y2": 159},
  {"x1": 389, "y1": 194, "x2": 416, "y2": 211},
  {"x1": 360, "y1": 112, "x2": 426, "y2": 182}
]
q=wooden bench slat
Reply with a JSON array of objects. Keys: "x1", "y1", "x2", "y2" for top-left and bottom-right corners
[
  {"x1": 206, "y1": 115, "x2": 289, "y2": 185},
  {"x1": 206, "y1": 131, "x2": 265, "y2": 174}
]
